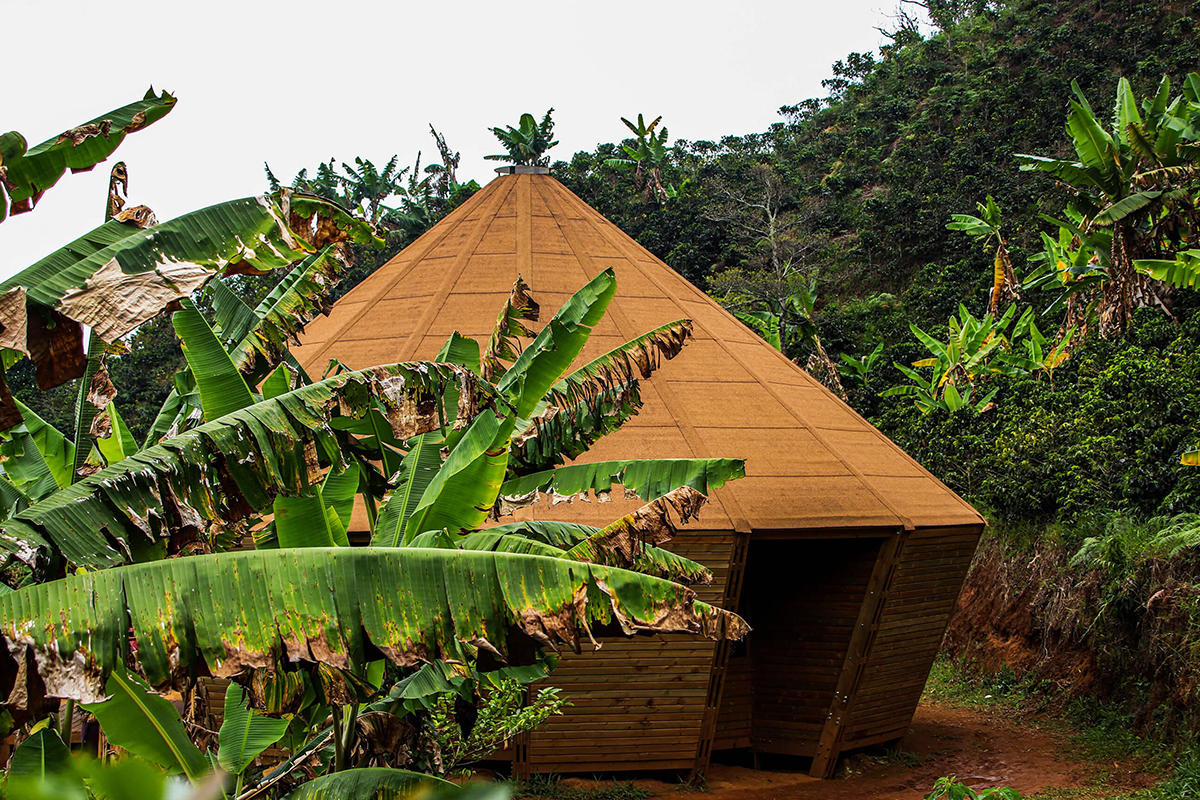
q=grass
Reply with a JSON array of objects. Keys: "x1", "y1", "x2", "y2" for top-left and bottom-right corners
[
  {"x1": 509, "y1": 774, "x2": 654, "y2": 800},
  {"x1": 874, "y1": 745, "x2": 928, "y2": 768}
]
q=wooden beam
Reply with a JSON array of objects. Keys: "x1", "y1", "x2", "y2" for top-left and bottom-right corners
[
  {"x1": 808, "y1": 529, "x2": 906, "y2": 778},
  {"x1": 689, "y1": 530, "x2": 751, "y2": 783}
]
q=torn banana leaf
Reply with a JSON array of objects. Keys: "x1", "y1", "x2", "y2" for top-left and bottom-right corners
[
  {"x1": 495, "y1": 269, "x2": 616, "y2": 418},
  {"x1": 442, "y1": 528, "x2": 712, "y2": 585},
  {"x1": 0, "y1": 547, "x2": 749, "y2": 711},
  {"x1": 0, "y1": 191, "x2": 379, "y2": 412},
  {"x1": 547, "y1": 319, "x2": 692, "y2": 407},
  {"x1": 509, "y1": 380, "x2": 643, "y2": 473},
  {"x1": 0, "y1": 363, "x2": 493, "y2": 574},
  {"x1": 0, "y1": 88, "x2": 176, "y2": 221},
  {"x1": 218, "y1": 246, "x2": 345, "y2": 383},
  {"x1": 562, "y1": 486, "x2": 712, "y2": 582},
  {"x1": 498, "y1": 457, "x2": 745, "y2": 513},
  {"x1": 483, "y1": 276, "x2": 539, "y2": 381}
]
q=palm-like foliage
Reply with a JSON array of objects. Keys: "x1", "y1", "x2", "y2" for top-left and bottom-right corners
[
  {"x1": 1, "y1": 99, "x2": 748, "y2": 792},
  {"x1": 882, "y1": 304, "x2": 1026, "y2": 414},
  {"x1": 0, "y1": 267, "x2": 748, "y2": 786},
  {"x1": 947, "y1": 195, "x2": 1019, "y2": 313},
  {"x1": 485, "y1": 110, "x2": 559, "y2": 167},
  {"x1": 605, "y1": 114, "x2": 672, "y2": 203},
  {"x1": 1016, "y1": 74, "x2": 1200, "y2": 333}
]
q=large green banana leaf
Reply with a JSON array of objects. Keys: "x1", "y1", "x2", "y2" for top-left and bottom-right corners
[
  {"x1": 547, "y1": 319, "x2": 692, "y2": 406},
  {"x1": 81, "y1": 670, "x2": 208, "y2": 782},
  {"x1": 217, "y1": 682, "x2": 289, "y2": 778},
  {"x1": 0, "y1": 191, "x2": 377, "y2": 409},
  {"x1": 0, "y1": 547, "x2": 748, "y2": 710},
  {"x1": 0, "y1": 88, "x2": 175, "y2": 221},
  {"x1": 173, "y1": 299, "x2": 255, "y2": 421},
  {"x1": 7, "y1": 726, "x2": 77, "y2": 784},
  {"x1": 372, "y1": 431, "x2": 446, "y2": 546},
  {"x1": 495, "y1": 269, "x2": 616, "y2": 418},
  {"x1": 395, "y1": 271, "x2": 618, "y2": 540},
  {"x1": 505, "y1": 319, "x2": 693, "y2": 474},
  {"x1": 411, "y1": 527, "x2": 712, "y2": 586},
  {"x1": 1, "y1": 400, "x2": 75, "y2": 499},
  {"x1": 498, "y1": 457, "x2": 745, "y2": 513},
  {"x1": 0, "y1": 363, "x2": 491, "y2": 573},
  {"x1": 145, "y1": 247, "x2": 345, "y2": 446},
  {"x1": 221, "y1": 246, "x2": 344, "y2": 382}
]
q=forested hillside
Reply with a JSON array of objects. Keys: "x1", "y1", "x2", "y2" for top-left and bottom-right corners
[{"x1": 556, "y1": 0, "x2": 1200, "y2": 526}]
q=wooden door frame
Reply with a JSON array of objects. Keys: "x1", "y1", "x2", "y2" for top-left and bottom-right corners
[{"x1": 808, "y1": 528, "x2": 908, "y2": 778}]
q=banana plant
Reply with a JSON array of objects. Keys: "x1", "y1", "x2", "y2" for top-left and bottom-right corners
[
  {"x1": 947, "y1": 195, "x2": 1019, "y2": 313},
  {"x1": 1017, "y1": 73, "x2": 1200, "y2": 333},
  {"x1": 1022, "y1": 211, "x2": 1110, "y2": 327},
  {"x1": 1007, "y1": 308, "x2": 1076, "y2": 387},
  {"x1": 837, "y1": 343, "x2": 884, "y2": 390},
  {"x1": 0, "y1": 189, "x2": 378, "y2": 429},
  {"x1": 0, "y1": 268, "x2": 748, "y2": 778},
  {"x1": 605, "y1": 114, "x2": 672, "y2": 203},
  {"x1": 484, "y1": 110, "x2": 558, "y2": 166},
  {"x1": 882, "y1": 304, "x2": 1024, "y2": 414},
  {"x1": 368, "y1": 270, "x2": 744, "y2": 547}
]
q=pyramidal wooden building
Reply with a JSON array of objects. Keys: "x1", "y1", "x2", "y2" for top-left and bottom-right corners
[{"x1": 291, "y1": 168, "x2": 985, "y2": 778}]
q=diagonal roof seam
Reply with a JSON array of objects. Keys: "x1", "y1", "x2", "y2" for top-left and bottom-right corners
[
  {"x1": 540, "y1": 178, "x2": 915, "y2": 531},
  {"x1": 535, "y1": 178, "x2": 752, "y2": 533},
  {"x1": 554, "y1": 177, "x2": 983, "y2": 529},
  {"x1": 300, "y1": 179, "x2": 514, "y2": 374}
]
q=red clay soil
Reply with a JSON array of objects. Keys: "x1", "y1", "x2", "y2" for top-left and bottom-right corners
[{"x1": 555, "y1": 702, "x2": 1157, "y2": 800}]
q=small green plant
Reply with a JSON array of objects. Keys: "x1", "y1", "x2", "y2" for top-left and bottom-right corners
[
  {"x1": 426, "y1": 680, "x2": 569, "y2": 775},
  {"x1": 838, "y1": 342, "x2": 884, "y2": 389},
  {"x1": 882, "y1": 303, "x2": 1033, "y2": 414},
  {"x1": 878, "y1": 745, "x2": 928, "y2": 767},
  {"x1": 926, "y1": 776, "x2": 1023, "y2": 800}
]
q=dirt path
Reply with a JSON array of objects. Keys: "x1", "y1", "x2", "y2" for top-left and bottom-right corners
[{"x1": 557, "y1": 702, "x2": 1157, "y2": 799}]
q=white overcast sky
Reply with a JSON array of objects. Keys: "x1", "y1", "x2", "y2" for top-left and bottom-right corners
[{"x1": 2, "y1": 0, "x2": 908, "y2": 279}]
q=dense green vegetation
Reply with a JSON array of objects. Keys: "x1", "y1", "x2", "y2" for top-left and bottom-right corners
[{"x1": 555, "y1": 0, "x2": 1200, "y2": 528}]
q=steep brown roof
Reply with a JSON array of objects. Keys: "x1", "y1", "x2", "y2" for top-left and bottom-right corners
[{"x1": 292, "y1": 172, "x2": 984, "y2": 533}]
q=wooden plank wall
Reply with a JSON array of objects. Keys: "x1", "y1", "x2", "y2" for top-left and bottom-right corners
[
  {"x1": 840, "y1": 526, "x2": 982, "y2": 750},
  {"x1": 523, "y1": 530, "x2": 734, "y2": 773},
  {"x1": 739, "y1": 538, "x2": 881, "y2": 757},
  {"x1": 712, "y1": 653, "x2": 752, "y2": 750}
]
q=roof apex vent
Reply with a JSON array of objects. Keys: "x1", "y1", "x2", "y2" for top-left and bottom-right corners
[{"x1": 494, "y1": 165, "x2": 551, "y2": 175}]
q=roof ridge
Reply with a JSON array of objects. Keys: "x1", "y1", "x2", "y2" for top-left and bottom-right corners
[
  {"x1": 299, "y1": 177, "x2": 510, "y2": 375},
  {"x1": 536, "y1": 177, "x2": 751, "y2": 533},
  {"x1": 396, "y1": 178, "x2": 518, "y2": 361}
]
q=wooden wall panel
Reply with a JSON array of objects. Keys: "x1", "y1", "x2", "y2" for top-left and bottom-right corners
[
  {"x1": 712, "y1": 652, "x2": 752, "y2": 750},
  {"x1": 523, "y1": 532, "x2": 734, "y2": 773},
  {"x1": 840, "y1": 526, "x2": 982, "y2": 747}
]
